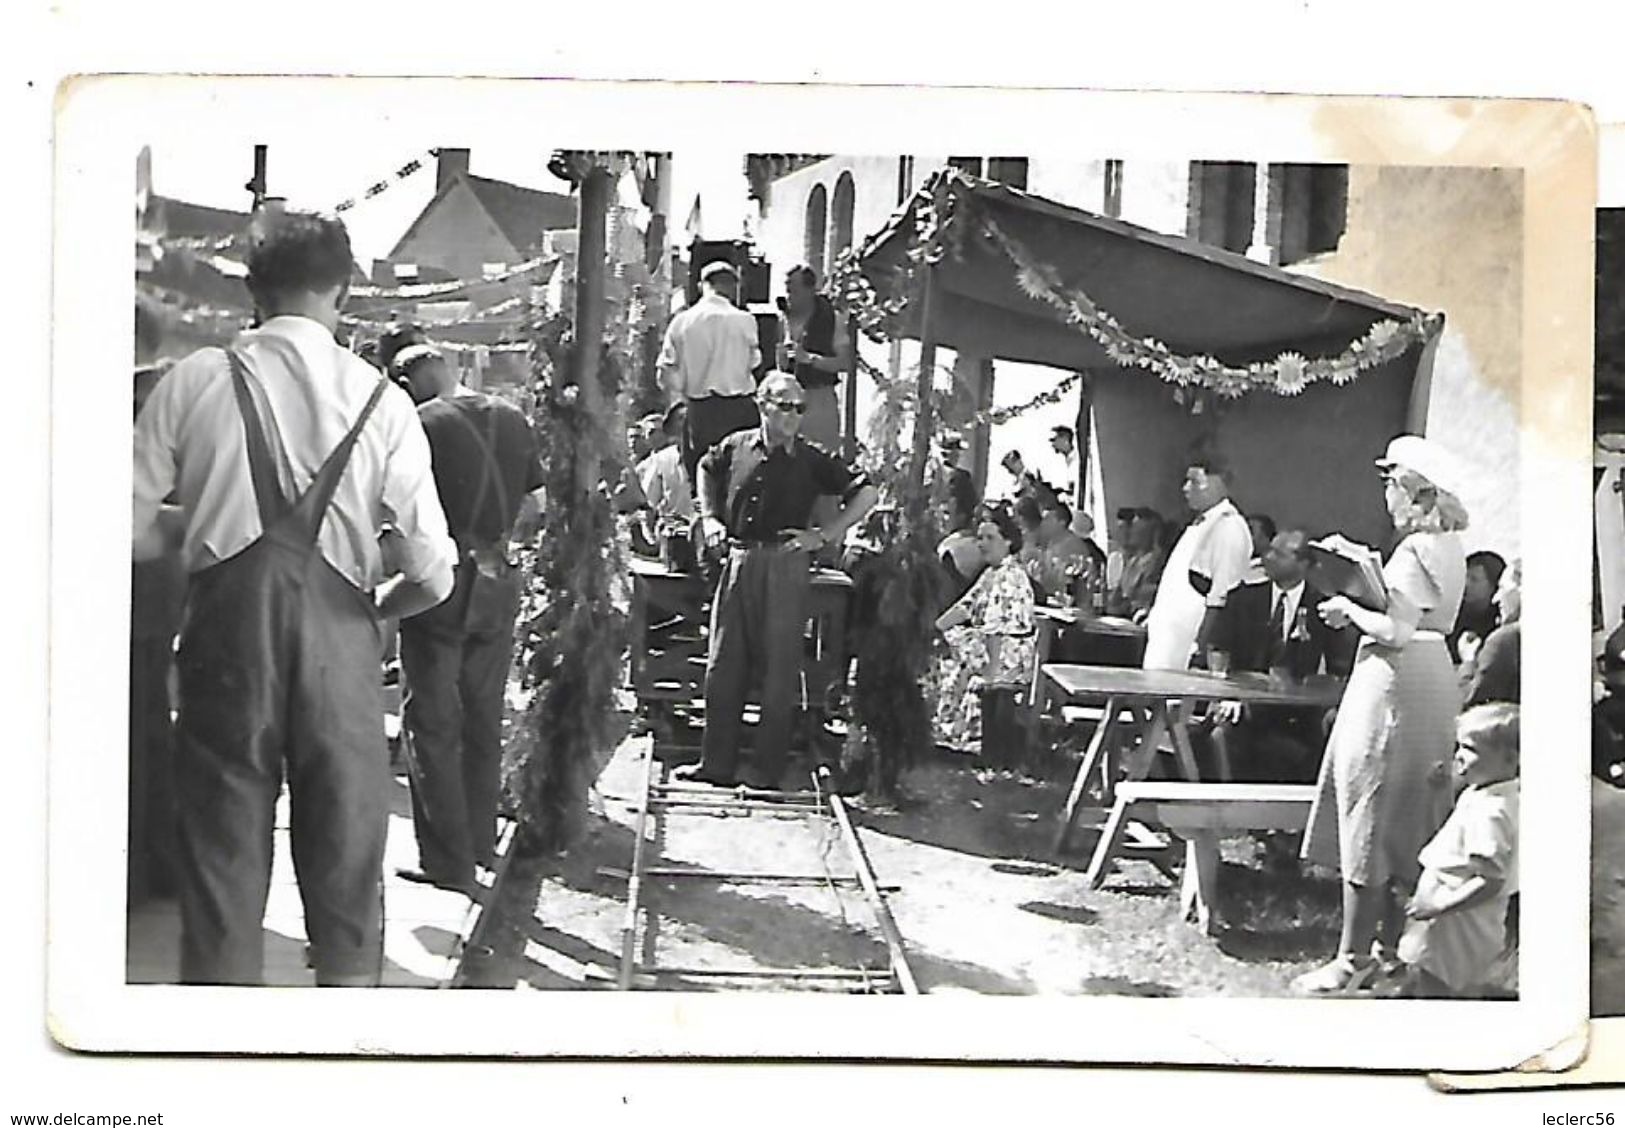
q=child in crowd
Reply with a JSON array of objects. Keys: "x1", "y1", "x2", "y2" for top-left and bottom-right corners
[{"x1": 1392, "y1": 702, "x2": 1520, "y2": 998}]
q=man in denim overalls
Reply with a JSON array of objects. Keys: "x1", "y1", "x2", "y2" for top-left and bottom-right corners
[{"x1": 133, "y1": 212, "x2": 456, "y2": 986}]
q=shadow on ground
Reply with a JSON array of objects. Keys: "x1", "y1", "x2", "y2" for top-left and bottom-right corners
[{"x1": 476, "y1": 814, "x2": 1033, "y2": 994}]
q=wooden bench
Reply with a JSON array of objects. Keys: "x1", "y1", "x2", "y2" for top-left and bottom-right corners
[{"x1": 1084, "y1": 781, "x2": 1317, "y2": 933}]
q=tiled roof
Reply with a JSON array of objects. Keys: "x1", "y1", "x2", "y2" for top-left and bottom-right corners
[
  {"x1": 462, "y1": 174, "x2": 577, "y2": 251},
  {"x1": 152, "y1": 195, "x2": 252, "y2": 241},
  {"x1": 386, "y1": 173, "x2": 577, "y2": 261}
]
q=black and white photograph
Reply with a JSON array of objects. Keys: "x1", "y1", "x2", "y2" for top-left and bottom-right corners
[
  {"x1": 1593, "y1": 198, "x2": 1625, "y2": 1021},
  {"x1": 46, "y1": 78, "x2": 1592, "y2": 1071}
]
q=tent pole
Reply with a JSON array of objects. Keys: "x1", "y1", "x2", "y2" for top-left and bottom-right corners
[
  {"x1": 1405, "y1": 316, "x2": 1446, "y2": 434},
  {"x1": 843, "y1": 317, "x2": 860, "y2": 458}
]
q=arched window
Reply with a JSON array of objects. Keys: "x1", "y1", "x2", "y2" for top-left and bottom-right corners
[
  {"x1": 828, "y1": 172, "x2": 856, "y2": 273},
  {"x1": 804, "y1": 183, "x2": 828, "y2": 278}
]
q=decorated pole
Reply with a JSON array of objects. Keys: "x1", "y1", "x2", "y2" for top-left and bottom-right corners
[
  {"x1": 842, "y1": 317, "x2": 860, "y2": 458},
  {"x1": 573, "y1": 164, "x2": 612, "y2": 488},
  {"x1": 507, "y1": 151, "x2": 633, "y2": 855},
  {"x1": 906, "y1": 261, "x2": 938, "y2": 508}
]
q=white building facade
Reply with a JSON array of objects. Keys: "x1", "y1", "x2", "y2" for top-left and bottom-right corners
[{"x1": 746, "y1": 155, "x2": 1521, "y2": 561}]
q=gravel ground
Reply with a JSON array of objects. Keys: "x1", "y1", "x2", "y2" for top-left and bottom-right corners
[{"x1": 469, "y1": 730, "x2": 1351, "y2": 997}]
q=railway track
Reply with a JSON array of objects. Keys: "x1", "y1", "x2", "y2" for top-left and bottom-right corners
[{"x1": 606, "y1": 753, "x2": 920, "y2": 994}]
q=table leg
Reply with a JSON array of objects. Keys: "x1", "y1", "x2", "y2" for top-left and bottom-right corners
[
  {"x1": 1123, "y1": 704, "x2": 1169, "y2": 783},
  {"x1": 1166, "y1": 707, "x2": 1221, "y2": 933},
  {"x1": 1055, "y1": 695, "x2": 1120, "y2": 854},
  {"x1": 1178, "y1": 834, "x2": 1222, "y2": 936},
  {"x1": 1028, "y1": 619, "x2": 1055, "y2": 724},
  {"x1": 1168, "y1": 705, "x2": 1201, "y2": 782},
  {"x1": 1084, "y1": 794, "x2": 1135, "y2": 889}
]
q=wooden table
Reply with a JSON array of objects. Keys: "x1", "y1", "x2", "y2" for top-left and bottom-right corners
[
  {"x1": 1026, "y1": 607, "x2": 1146, "y2": 721},
  {"x1": 1042, "y1": 662, "x2": 1345, "y2": 931},
  {"x1": 627, "y1": 556, "x2": 854, "y2": 758}
]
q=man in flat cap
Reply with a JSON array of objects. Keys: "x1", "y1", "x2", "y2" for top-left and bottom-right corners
[
  {"x1": 390, "y1": 343, "x2": 545, "y2": 895},
  {"x1": 659, "y1": 260, "x2": 762, "y2": 487}
]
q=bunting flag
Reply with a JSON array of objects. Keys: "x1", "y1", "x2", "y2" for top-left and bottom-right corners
[
  {"x1": 345, "y1": 256, "x2": 554, "y2": 300},
  {"x1": 331, "y1": 149, "x2": 439, "y2": 214}
]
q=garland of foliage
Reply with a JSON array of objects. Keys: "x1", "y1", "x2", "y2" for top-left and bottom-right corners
[
  {"x1": 831, "y1": 167, "x2": 1441, "y2": 400},
  {"x1": 503, "y1": 312, "x2": 631, "y2": 853},
  {"x1": 978, "y1": 212, "x2": 1440, "y2": 398}
]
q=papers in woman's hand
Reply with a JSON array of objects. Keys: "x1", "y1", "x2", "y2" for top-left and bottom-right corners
[{"x1": 1307, "y1": 533, "x2": 1389, "y2": 611}]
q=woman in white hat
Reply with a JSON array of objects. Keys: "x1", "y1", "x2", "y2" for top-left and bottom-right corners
[{"x1": 1293, "y1": 434, "x2": 1469, "y2": 995}]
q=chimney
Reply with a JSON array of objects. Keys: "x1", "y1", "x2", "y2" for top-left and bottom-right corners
[{"x1": 436, "y1": 148, "x2": 471, "y2": 191}]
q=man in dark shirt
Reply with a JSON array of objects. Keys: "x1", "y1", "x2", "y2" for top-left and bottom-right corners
[
  {"x1": 392, "y1": 345, "x2": 544, "y2": 892},
  {"x1": 677, "y1": 373, "x2": 879, "y2": 791}
]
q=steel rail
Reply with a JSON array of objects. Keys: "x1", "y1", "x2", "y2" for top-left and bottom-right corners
[
  {"x1": 820, "y1": 768, "x2": 921, "y2": 995},
  {"x1": 617, "y1": 748, "x2": 660, "y2": 990}
]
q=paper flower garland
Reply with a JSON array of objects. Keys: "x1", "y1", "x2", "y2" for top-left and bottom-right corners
[{"x1": 831, "y1": 167, "x2": 1442, "y2": 402}]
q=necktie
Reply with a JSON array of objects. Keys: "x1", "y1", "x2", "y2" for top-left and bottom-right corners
[{"x1": 1267, "y1": 591, "x2": 1285, "y2": 664}]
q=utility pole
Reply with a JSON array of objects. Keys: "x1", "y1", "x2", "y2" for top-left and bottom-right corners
[{"x1": 246, "y1": 145, "x2": 268, "y2": 211}]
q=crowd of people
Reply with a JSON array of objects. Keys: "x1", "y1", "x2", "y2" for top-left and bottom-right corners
[
  {"x1": 129, "y1": 204, "x2": 1530, "y2": 1001},
  {"x1": 920, "y1": 427, "x2": 1526, "y2": 999}
]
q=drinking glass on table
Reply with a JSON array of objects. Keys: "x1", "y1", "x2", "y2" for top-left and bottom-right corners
[{"x1": 1207, "y1": 648, "x2": 1232, "y2": 678}]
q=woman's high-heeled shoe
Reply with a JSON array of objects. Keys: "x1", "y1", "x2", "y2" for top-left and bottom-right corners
[{"x1": 1290, "y1": 953, "x2": 1377, "y2": 996}]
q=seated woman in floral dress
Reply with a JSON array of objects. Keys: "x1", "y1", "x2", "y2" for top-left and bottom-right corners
[{"x1": 931, "y1": 508, "x2": 1038, "y2": 761}]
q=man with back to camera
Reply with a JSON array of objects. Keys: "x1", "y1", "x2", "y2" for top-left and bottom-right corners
[
  {"x1": 675, "y1": 373, "x2": 879, "y2": 792},
  {"x1": 659, "y1": 259, "x2": 762, "y2": 487},
  {"x1": 389, "y1": 343, "x2": 545, "y2": 895},
  {"x1": 133, "y1": 210, "x2": 456, "y2": 986}
]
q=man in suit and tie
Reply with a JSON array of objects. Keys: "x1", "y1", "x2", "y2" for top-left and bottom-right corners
[{"x1": 1207, "y1": 528, "x2": 1356, "y2": 783}]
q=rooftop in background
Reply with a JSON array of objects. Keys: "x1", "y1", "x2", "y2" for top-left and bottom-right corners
[{"x1": 387, "y1": 150, "x2": 577, "y2": 263}]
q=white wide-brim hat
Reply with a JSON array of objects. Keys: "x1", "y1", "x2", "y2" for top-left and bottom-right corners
[{"x1": 1375, "y1": 434, "x2": 1468, "y2": 500}]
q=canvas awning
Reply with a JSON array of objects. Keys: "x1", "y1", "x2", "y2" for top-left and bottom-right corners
[
  {"x1": 846, "y1": 171, "x2": 1441, "y2": 546},
  {"x1": 854, "y1": 171, "x2": 1428, "y2": 375}
]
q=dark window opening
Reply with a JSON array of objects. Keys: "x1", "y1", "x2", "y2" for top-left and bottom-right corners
[
  {"x1": 1269, "y1": 163, "x2": 1349, "y2": 265},
  {"x1": 804, "y1": 183, "x2": 828, "y2": 278},
  {"x1": 1187, "y1": 161, "x2": 1256, "y2": 254},
  {"x1": 1103, "y1": 159, "x2": 1124, "y2": 219},
  {"x1": 985, "y1": 158, "x2": 1029, "y2": 190}
]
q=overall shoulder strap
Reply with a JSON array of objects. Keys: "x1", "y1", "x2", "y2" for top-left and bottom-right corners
[
  {"x1": 296, "y1": 373, "x2": 392, "y2": 526},
  {"x1": 223, "y1": 348, "x2": 291, "y2": 528},
  {"x1": 442, "y1": 397, "x2": 513, "y2": 547}
]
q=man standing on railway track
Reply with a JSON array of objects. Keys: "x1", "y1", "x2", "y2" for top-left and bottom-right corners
[{"x1": 676, "y1": 372, "x2": 878, "y2": 792}]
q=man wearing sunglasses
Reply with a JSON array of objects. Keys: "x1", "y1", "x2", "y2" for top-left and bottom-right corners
[{"x1": 676, "y1": 373, "x2": 879, "y2": 792}]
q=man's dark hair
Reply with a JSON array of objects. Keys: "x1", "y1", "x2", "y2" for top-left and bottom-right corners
[
  {"x1": 1013, "y1": 494, "x2": 1044, "y2": 530},
  {"x1": 1051, "y1": 425, "x2": 1075, "y2": 443},
  {"x1": 246, "y1": 211, "x2": 354, "y2": 300},
  {"x1": 1044, "y1": 499, "x2": 1074, "y2": 526},
  {"x1": 786, "y1": 264, "x2": 818, "y2": 289},
  {"x1": 1467, "y1": 550, "x2": 1508, "y2": 588},
  {"x1": 377, "y1": 321, "x2": 428, "y2": 372},
  {"x1": 1188, "y1": 454, "x2": 1231, "y2": 483},
  {"x1": 1248, "y1": 512, "x2": 1278, "y2": 542},
  {"x1": 1278, "y1": 527, "x2": 1312, "y2": 562}
]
